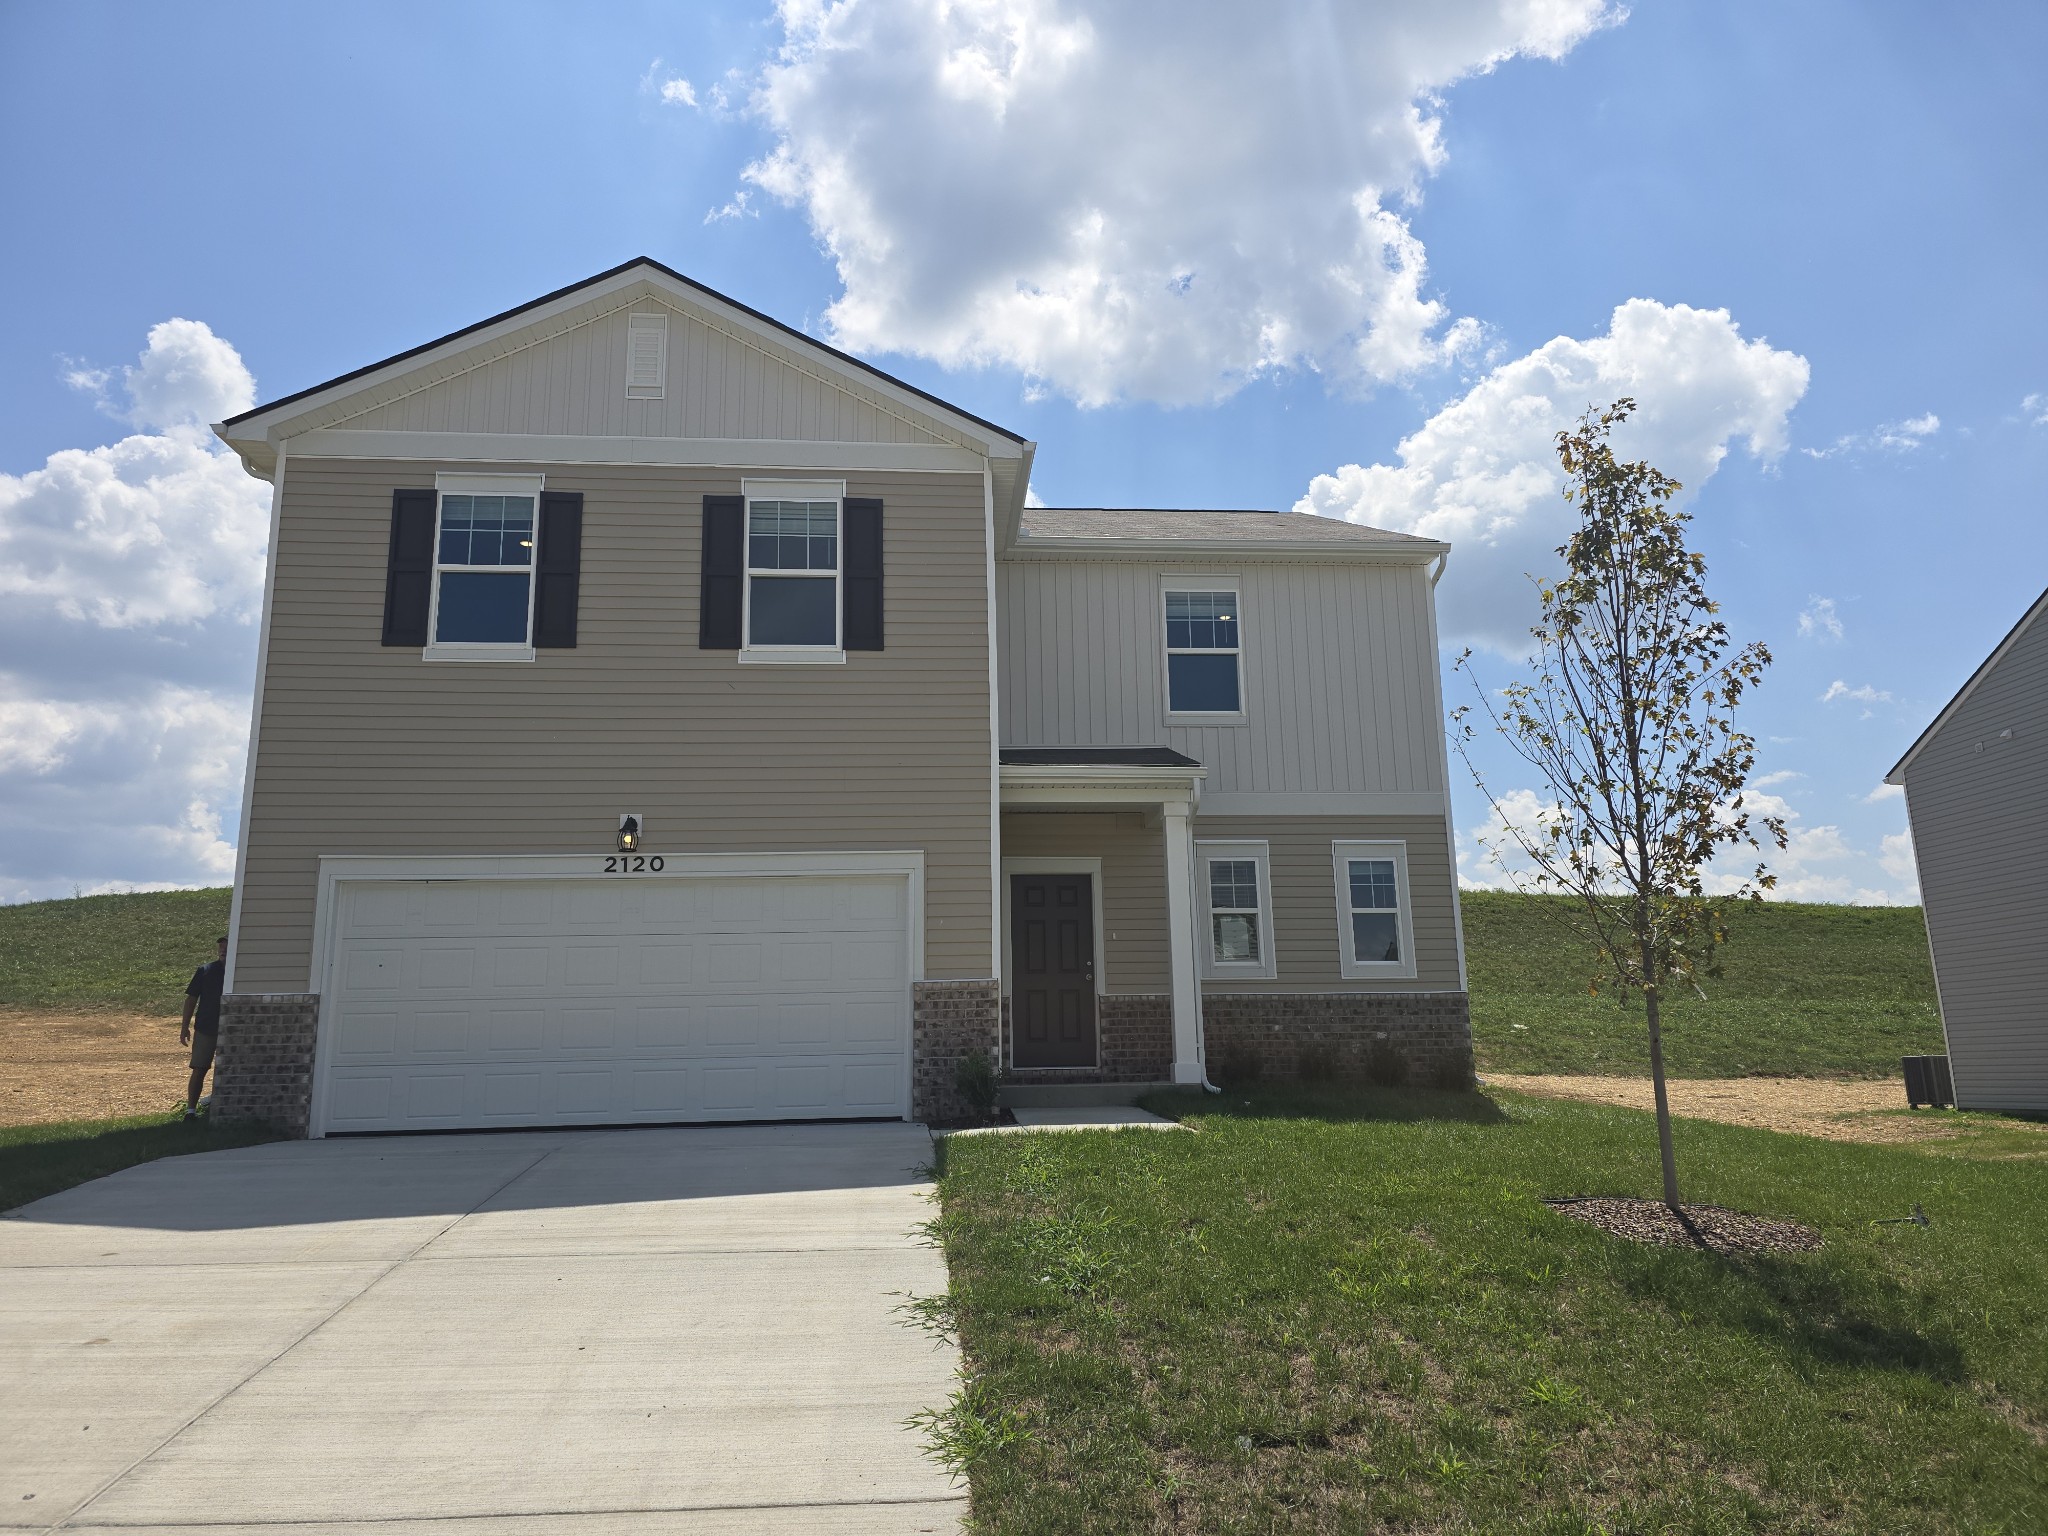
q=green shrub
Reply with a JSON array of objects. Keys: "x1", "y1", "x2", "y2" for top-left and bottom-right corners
[
  {"x1": 1296, "y1": 1041, "x2": 1340, "y2": 1082},
  {"x1": 1212, "y1": 1042, "x2": 1263, "y2": 1086},
  {"x1": 1363, "y1": 1038, "x2": 1410, "y2": 1088},
  {"x1": 953, "y1": 1048, "x2": 1000, "y2": 1119}
]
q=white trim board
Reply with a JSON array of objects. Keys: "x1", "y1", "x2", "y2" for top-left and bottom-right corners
[
  {"x1": 1197, "y1": 791, "x2": 1446, "y2": 818},
  {"x1": 304, "y1": 849, "x2": 928, "y2": 1138},
  {"x1": 223, "y1": 439, "x2": 288, "y2": 992}
]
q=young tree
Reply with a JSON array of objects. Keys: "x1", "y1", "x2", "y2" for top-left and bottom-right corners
[{"x1": 1453, "y1": 400, "x2": 1786, "y2": 1211}]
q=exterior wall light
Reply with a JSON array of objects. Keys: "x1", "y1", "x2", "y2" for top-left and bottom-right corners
[{"x1": 617, "y1": 813, "x2": 643, "y2": 853}]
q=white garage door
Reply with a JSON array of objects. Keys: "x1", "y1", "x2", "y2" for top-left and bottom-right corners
[{"x1": 317, "y1": 875, "x2": 910, "y2": 1133}]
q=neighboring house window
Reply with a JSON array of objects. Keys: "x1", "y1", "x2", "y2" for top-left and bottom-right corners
[
  {"x1": 431, "y1": 480, "x2": 540, "y2": 650},
  {"x1": 746, "y1": 496, "x2": 840, "y2": 649},
  {"x1": 1331, "y1": 840, "x2": 1417, "y2": 980},
  {"x1": 1164, "y1": 588, "x2": 1242, "y2": 714},
  {"x1": 1197, "y1": 839, "x2": 1275, "y2": 979}
]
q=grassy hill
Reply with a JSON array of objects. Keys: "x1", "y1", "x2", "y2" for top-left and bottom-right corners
[
  {"x1": 1464, "y1": 890, "x2": 1943, "y2": 1079},
  {"x1": 0, "y1": 888, "x2": 233, "y2": 1016},
  {"x1": 0, "y1": 886, "x2": 1943, "y2": 1076}
]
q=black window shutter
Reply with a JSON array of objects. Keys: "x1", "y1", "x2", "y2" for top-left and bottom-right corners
[
  {"x1": 700, "y1": 494, "x2": 745, "y2": 649},
  {"x1": 843, "y1": 497, "x2": 884, "y2": 651},
  {"x1": 532, "y1": 491, "x2": 584, "y2": 648},
  {"x1": 381, "y1": 489, "x2": 438, "y2": 646}
]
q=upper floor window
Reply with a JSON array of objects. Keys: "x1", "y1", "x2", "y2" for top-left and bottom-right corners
[
  {"x1": 1331, "y1": 839, "x2": 1417, "y2": 980},
  {"x1": 1164, "y1": 587, "x2": 1242, "y2": 715},
  {"x1": 430, "y1": 478, "x2": 540, "y2": 653},
  {"x1": 746, "y1": 496, "x2": 840, "y2": 650}
]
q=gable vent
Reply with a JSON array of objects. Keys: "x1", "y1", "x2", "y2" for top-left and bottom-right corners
[{"x1": 626, "y1": 311, "x2": 667, "y2": 399}]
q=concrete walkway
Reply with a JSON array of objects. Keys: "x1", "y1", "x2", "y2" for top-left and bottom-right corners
[{"x1": 0, "y1": 1123, "x2": 963, "y2": 1534}]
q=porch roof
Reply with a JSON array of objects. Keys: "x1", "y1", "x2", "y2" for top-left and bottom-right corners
[{"x1": 999, "y1": 747, "x2": 1202, "y2": 769}]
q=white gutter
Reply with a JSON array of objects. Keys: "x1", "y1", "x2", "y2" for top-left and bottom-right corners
[{"x1": 222, "y1": 437, "x2": 288, "y2": 992}]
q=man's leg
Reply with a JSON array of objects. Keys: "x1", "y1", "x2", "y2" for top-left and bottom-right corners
[{"x1": 186, "y1": 1032, "x2": 216, "y2": 1116}]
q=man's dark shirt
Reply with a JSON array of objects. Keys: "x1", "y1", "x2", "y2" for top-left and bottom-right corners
[{"x1": 187, "y1": 959, "x2": 225, "y2": 1034}]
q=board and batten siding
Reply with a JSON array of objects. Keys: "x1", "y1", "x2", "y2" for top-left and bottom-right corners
[
  {"x1": 996, "y1": 558, "x2": 1447, "y2": 797},
  {"x1": 1897, "y1": 607, "x2": 2048, "y2": 1114},
  {"x1": 1196, "y1": 816, "x2": 1461, "y2": 993},
  {"x1": 328, "y1": 297, "x2": 962, "y2": 448},
  {"x1": 234, "y1": 457, "x2": 993, "y2": 993}
]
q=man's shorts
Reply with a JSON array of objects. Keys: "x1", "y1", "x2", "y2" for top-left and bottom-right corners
[{"x1": 189, "y1": 1028, "x2": 218, "y2": 1073}]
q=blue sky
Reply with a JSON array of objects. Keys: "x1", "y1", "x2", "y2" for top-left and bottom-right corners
[{"x1": 2, "y1": 1, "x2": 2044, "y2": 903}]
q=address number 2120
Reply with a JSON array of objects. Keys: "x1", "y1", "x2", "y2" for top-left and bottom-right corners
[{"x1": 603, "y1": 855, "x2": 665, "y2": 873}]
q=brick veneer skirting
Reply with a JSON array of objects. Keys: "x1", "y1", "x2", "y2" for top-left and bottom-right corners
[
  {"x1": 912, "y1": 979, "x2": 1001, "y2": 1123},
  {"x1": 211, "y1": 993, "x2": 320, "y2": 1137},
  {"x1": 1000, "y1": 993, "x2": 1173, "y2": 1084},
  {"x1": 1202, "y1": 992, "x2": 1474, "y2": 1088}
]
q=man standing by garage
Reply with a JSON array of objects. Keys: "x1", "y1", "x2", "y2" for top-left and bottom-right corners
[{"x1": 180, "y1": 936, "x2": 227, "y2": 1120}]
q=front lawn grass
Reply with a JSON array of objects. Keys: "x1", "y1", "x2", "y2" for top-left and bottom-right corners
[
  {"x1": 929, "y1": 1084, "x2": 2047, "y2": 1534},
  {"x1": 0, "y1": 1112, "x2": 282, "y2": 1213},
  {"x1": 0, "y1": 887, "x2": 233, "y2": 1016},
  {"x1": 1465, "y1": 892, "x2": 1943, "y2": 1078}
]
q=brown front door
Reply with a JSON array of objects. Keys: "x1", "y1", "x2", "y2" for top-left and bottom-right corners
[{"x1": 1011, "y1": 873, "x2": 1098, "y2": 1068}]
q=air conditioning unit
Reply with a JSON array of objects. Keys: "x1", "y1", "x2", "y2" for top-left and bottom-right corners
[{"x1": 1901, "y1": 1054, "x2": 1954, "y2": 1109}]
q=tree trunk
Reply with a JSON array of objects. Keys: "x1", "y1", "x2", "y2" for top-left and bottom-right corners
[{"x1": 1644, "y1": 985, "x2": 1681, "y2": 1211}]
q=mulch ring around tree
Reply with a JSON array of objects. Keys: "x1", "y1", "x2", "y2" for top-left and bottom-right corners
[{"x1": 1544, "y1": 1196, "x2": 1823, "y2": 1255}]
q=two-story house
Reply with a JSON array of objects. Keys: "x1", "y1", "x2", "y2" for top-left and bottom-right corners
[{"x1": 208, "y1": 259, "x2": 1472, "y2": 1135}]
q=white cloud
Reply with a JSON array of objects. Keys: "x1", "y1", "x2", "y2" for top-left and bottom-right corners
[
  {"x1": 1879, "y1": 831, "x2": 1918, "y2": 890},
  {"x1": 1804, "y1": 409, "x2": 1941, "y2": 459},
  {"x1": 1297, "y1": 298, "x2": 1809, "y2": 650},
  {"x1": 2024, "y1": 392, "x2": 2048, "y2": 425},
  {"x1": 741, "y1": 0, "x2": 1618, "y2": 405},
  {"x1": 1863, "y1": 782, "x2": 1904, "y2": 804},
  {"x1": 0, "y1": 320, "x2": 267, "y2": 901},
  {"x1": 660, "y1": 76, "x2": 698, "y2": 108},
  {"x1": 1752, "y1": 770, "x2": 1804, "y2": 787},
  {"x1": 1457, "y1": 782, "x2": 1918, "y2": 904},
  {"x1": 1820, "y1": 680, "x2": 1894, "y2": 705},
  {"x1": 1797, "y1": 595, "x2": 1843, "y2": 642}
]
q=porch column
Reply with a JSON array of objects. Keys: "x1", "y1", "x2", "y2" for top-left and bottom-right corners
[{"x1": 1162, "y1": 799, "x2": 1204, "y2": 1084}]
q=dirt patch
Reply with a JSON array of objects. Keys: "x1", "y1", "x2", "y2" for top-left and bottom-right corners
[
  {"x1": 1544, "y1": 1196, "x2": 1823, "y2": 1255},
  {"x1": 0, "y1": 1008, "x2": 189, "y2": 1125},
  {"x1": 1486, "y1": 1072, "x2": 2047, "y2": 1152}
]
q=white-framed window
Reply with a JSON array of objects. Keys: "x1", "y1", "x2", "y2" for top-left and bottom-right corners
[
  {"x1": 1331, "y1": 839, "x2": 1417, "y2": 980},
  {"x1": 1163, "y1": 584, "x2": 1244, "y2": 716},
  {"x1": 1197, "y1": 839, "x2": 1276, "y2": 980},
  {"x1": 426, "y1": 473, "x2": 542, "y2": 661},
  {"x1": 742, "y1": 479, "x2": 844, "y2": 663}
]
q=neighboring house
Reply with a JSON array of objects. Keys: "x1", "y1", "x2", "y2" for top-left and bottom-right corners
[
  {"x1": 1885, "y1": 585, "x2": 2048, "y2": 1115},
  {"x1": 208, "y1": 258, "x2": 1471, "y2": 1136}
]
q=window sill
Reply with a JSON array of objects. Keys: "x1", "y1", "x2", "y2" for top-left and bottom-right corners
[
  {"x1": 1336, "y1": 963, "x2": 1420, "y2": 983},
  {"x1": 738, "y1": 648, "x2": 847, "y2": 666},
  {"x1": 421, "y1": 645, "x2": 536, "y2": 663},
  {"x1": 1167, "y1": 711, "x2": 1248, "y2": 725},
  {"x1": 1201, "y1": 965, "x2": 1278, "y2": 983}
]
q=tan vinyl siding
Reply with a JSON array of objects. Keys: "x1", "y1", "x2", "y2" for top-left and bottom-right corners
[
  {"x1": 1898, "y1": 608, "x2": 2048, "y2": 1113},
  {"x1": 996, "y1": 557, "x2": 1446, "y2": 796},
  {"x1": 1195, "y1": 816, "x2": 1461, "y2": 992},
  {"x1": 235, "y1": 457, "x2": 992, "y2": 991},
  {"x1": 1000, "y1": 812, "x2": 1169, "y2": 994},
  {"x1": 328, "y1": 297, "x2": 962, "y2": 448}
]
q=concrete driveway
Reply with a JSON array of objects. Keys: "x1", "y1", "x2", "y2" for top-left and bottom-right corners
[{"x1": 1, "y1": 1123, "x2": 963, "y2": 1534}]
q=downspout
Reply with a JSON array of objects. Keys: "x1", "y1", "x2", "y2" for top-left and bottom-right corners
[
  {"x1": 1431, "y1": 550, "x2": 1449, "y2": 587},
  {"x1": 1192, "y1": 775, "x2": 1222, "y2": 1095},
  {"x1": 221, "y1": 435, "x2": 288, "y2": 993}
]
